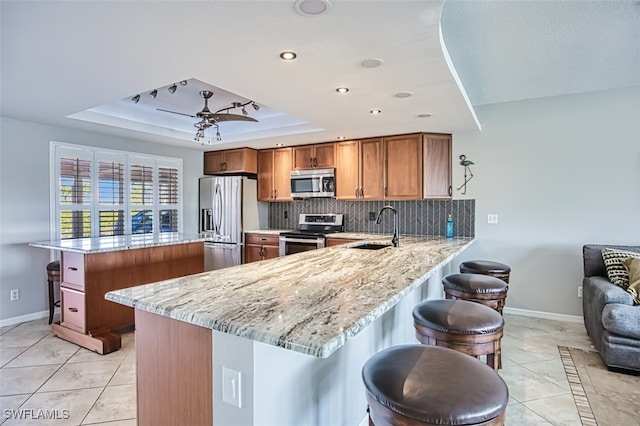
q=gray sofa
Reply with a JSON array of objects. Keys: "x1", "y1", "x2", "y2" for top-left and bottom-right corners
[{"x1": 582, "y1": 244, "x2": 640, "y2": 372}]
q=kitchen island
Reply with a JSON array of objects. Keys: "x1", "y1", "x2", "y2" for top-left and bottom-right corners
[
  {"x1": 107, "y1": 236, "x2": 474, "y2": 426},
  {"x1": 30, "y1": 233, "x2": 205, "y2": 354}
]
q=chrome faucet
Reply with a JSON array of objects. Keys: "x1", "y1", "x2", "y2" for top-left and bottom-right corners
[{"x1": 375, "y1": 205, "x2": 399, "y2": 247}]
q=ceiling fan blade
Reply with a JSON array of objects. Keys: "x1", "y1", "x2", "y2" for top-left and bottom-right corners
[
  {"x1": 210, "y1": 113, "x2": 259, "y2": 123},
  {"x1": 157, "y1": 108, "x2": 196, "y2": 118}
]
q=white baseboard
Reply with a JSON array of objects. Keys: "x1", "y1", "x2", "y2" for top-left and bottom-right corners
[
  {"x1": 0, "y1": 310, "x2": 50, "y2": 327},
  {"x1": 504, "y1": 307, "x2": 583, "y2": 323}
]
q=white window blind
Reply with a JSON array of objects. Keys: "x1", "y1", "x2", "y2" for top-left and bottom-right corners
[{"x1": 51, "y1": 142, "x2": 183, "y2": 240}]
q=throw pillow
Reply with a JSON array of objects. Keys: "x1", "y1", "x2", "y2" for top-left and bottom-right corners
[
  {"x1": 601, "y1": 248, "x2": 640, "y2": 290},
  {"x1": 621, "y1": 257, "x2": 640, "y2": 305}
]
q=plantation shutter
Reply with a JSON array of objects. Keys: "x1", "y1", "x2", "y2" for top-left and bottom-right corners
[{"x1": 59, "y1": 156, "x2": 92, "y2": 239}]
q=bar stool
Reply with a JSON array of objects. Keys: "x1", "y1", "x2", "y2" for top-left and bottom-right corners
[
  {"x1": 443, "y1": 273, "x2": 508, "y2": 315},
  {"x1": 460, "y1": 260, "x2": 511, "y2": 283},
  {"x1": 46, "y1": 261, "x2": 61, "y2": 324},
  {"x1": 362, "y1": 344, "x2": 508, "y2": 426},
  {"x1": 413, "y1": 299, "x2": 504, "y2": 371}
]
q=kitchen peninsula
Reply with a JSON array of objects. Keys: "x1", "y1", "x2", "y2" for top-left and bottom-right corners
[
  {"x1": 106, "y1": 236, "x2": 474, "y2": 426},
  {"x1": 30, "y1": 233, "x2": 205, "y2": 354}
]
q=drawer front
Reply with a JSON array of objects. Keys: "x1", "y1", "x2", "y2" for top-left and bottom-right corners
[
  {"x1": 61, "y1": 287, "x2": 86, "y2": 333},
  {"x1": 245, "y1": 233, "x2": 279, "y2": 246},
  {"x1": 62, "y1": 252, "x2": 85, "y2": 290}
]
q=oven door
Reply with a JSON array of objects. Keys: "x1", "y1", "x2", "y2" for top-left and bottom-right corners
[{"x1": 279, "y1": 236, "x2": 325, "y2": 256}]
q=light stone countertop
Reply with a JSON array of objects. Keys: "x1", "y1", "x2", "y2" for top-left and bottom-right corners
[
  {"x1": 29, "y1": 233, "x2": 206, "y2": 254},
  {"x1": 106, "y1": 236, "x2": 474, "y2": 358}
]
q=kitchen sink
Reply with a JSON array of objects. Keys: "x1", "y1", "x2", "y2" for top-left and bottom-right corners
[{"x1": 349, "y1": 243, "x2": 392, "y2": 250}]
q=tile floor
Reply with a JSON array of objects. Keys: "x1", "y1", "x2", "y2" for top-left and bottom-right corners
[{"x1": 0, "y1": 313, "x2": 632, "y2": 425}]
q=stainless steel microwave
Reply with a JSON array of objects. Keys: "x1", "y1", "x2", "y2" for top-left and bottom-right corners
[{"x1": 290, "y1": 168, "x2": 335, "y2": 198}]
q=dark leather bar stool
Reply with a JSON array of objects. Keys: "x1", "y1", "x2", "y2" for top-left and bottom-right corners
[
  {"x1": 413, "y1": 299, "x2": 504, "y2": 371},
  {"x1": 443, "y1": 273, "x2": 508, "y2": 315},
  {"x1": 459, "y1": 260, "x2": 511, "y2": 283},
  {"x1": 362, "y1": 344, "x2": 509, "y2": 426},
  {"x1": 46, "y1": 260, "x2": 61, "y2": 324}
]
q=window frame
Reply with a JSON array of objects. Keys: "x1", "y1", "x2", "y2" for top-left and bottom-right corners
[{"x1": 50, "y1": 141, "x2": 183, "y2": 240}]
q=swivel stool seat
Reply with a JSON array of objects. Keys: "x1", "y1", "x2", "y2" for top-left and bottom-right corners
[
  {"x1": 362, "y1": 344, "x2": 509, "y2": 426},
  {"x1": 459, "y1": 260, "x2": 511, "y2": 283},
  {"x1": 443, "y1": 273, "x2": 508, "y2": 315},
  {"x1": 413, "y1": 299, "x2": 504, "y2": 371},
  {"x1": 46, "y1": 260, "x2": 61, "y2": 324}
]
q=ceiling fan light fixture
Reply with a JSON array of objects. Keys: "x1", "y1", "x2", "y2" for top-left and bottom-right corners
[
  {"x1": 252, "y1": 102, "x2": 261, "y2": 111},
  {"x1": 168, "y1": 84, "x2": 177, "y2": 94},
  {"x1": 131, "y1": 94, "x2": 140, "y2": 103},
  {"x1": 149, "y1": 89, "x2": 158, "y2": 99},
  {"x1": 242, "y1": 106, "x2": 248, "y2": 116}
]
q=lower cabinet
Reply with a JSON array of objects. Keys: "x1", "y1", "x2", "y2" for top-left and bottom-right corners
[
  {"x1": 245, "y1": 233, "x2": 280, "y2": 263},
  {"x1": 325, "y1": 238, "x2": 360, "y2": 247}
]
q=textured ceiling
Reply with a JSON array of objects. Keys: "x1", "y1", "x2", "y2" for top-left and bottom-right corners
[{"x1": 1, "y1": 1, "x2": 638, "y2": 151}]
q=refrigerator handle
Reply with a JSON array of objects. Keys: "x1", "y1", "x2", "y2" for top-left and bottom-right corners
[{"x1": 214, "y1": 183, "x2": 223, "y2": 234}]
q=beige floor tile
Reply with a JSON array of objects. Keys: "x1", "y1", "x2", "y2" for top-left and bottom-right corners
[
  {"x1": 0, "y1": 348, "x2": 28, "y2": 369},
  {"x1": 67, "y1": 346, "x2": 128, "y2": 364},
  {"x1": 108, "y1": 356, "x2": 135, "y2": 387},
  {"x1": 3, "y1": 387, "x2": 102, "y2": 426},
  {"x1": 523, "y1": 393, "x2": 582, "y2": 425},
  {"x1": 10, "y1": 319, "x2": 53, "y2": 334},
  {"x1": 0, "y1": 331, "x2": 48, "y2": 349},
  {"x1": 0, "y1": 365, "x2": 60, "y2": 396},
  {"x1": 504, "y1": 402, "x2": 553, "y2": 425},
  {"x1": 0, "y1": 394, "x2": 30, "y2": 426},
  {"x1": 82, "y1": 384, "x2": 136, "y2": 424},
  {"x1": 521, "y1": 357, "x2": 570, "y2": 391},
  {"x1": 5, "y1": 336, "x2": 79, "y2": 368},
  {"x1": 498, "y1": 363, "x2": 569, "y2": 403},
  {"x1": 39, "y1": 360, "x2": 121, "y2": 392},
  {"x1": 501, "y1": 334, "x2": 562, "y2": 364},
  {"x1": 0, "y1": 325, "x2": 20, "y2": 336}
]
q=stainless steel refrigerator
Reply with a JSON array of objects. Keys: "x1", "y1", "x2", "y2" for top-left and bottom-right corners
[{"x1": 199, "y1": 176, "x2": 260, "y2": 271}]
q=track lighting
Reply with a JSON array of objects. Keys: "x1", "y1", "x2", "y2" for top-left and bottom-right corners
[
  {"x1": 131, "y1": 94, "x2": 140, "y2": 103},
  {"x1": 168, "y1": 84, "x2": 177, "y2": 94},
  {"x1": 149, "y1": 89, "x2": 158, "y2": 99}
]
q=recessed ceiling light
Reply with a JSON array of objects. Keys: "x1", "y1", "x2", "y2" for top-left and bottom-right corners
[
  {"x1": 360, "y1": 58, "x2": 384, "y2": 68},
  {"x1": 337, "y1": 136, "x2": 346, "y2": 140},
  {"x1": 336, "y1": 87, "x2": 349, "y2": 93},
  {"x1": 370, "y1": 109, "x2": 381, "y2": 115},
  {"x1": 280, "y1": 51, "x2": 297, "y2": 60},
  {"x1": 394, "y1": 92, "x2": 413, "y2": 99},
  {"x1": 417, "y1": 113, "x2": 432, "y2": 118},
  {"x1": 294, "y1": 0, "x2": 331, "y2": 16}
]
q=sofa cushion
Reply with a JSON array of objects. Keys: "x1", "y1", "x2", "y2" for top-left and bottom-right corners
[
  {"x1": 583, "y1": 245, "x2": 640, "y2": 277},
  {"x1": 602, "y1": 303, "x2": 640, "y2": 340},
  {"x1": 602, "y1": 248, "x2": 640, "y2": 289},
  {"x1": 622, "y1": 257, "x2": 640, "y2": 305}
]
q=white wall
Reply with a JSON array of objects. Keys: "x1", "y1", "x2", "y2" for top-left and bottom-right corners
[
  {"x1": 0, "y1": 117, "x2": 204, "y2": 321},
  {"x1": 451, "y1": 86, "x2": 640, "y2": 317}
]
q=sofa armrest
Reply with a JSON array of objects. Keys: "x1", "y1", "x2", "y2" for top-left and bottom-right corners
[
  {"x1": 583, "y1": 276, "x2": 634, "y2": 307},
  {"x1": 602, "y1": 303, "x2": 640, "y2": 340}
]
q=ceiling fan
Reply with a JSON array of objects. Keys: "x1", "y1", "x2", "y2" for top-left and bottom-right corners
[{"x1": 157, "y1": 90, "x2": 259, "y2": 142}]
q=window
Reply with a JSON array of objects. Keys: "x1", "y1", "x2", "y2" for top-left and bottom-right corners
[{"x1": 51, "y1": 142, "x2": 182, "y2": 240}]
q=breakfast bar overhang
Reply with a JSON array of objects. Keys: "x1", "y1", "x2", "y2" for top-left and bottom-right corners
[{"x1": 106, "y1": 236, "x2": 475, "y2": 426}]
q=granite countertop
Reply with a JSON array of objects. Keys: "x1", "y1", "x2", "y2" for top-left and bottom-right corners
[
  {"x1": 29, "y1": 233, "x2": 206, "y2": 254},
  {"x1": 107, "y1": 236, "x2": 474, "y2": 358}
]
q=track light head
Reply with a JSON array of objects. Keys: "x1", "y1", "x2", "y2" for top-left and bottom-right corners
[
  {"x1": 149, "y1": 89, "x2": 158, "y2": 99},
  {"x1": 168, "y1": 84, "x2": 177, "y2": 94},
  {"x1": 180, "y1": 80, "x2": 188, "y2": 86},
  {"x1": 132, "y1": 94, "x2": 141, "y2": 103},
  {"x1": 252, "y1": 102, "x2": 260, "y2": 111}
]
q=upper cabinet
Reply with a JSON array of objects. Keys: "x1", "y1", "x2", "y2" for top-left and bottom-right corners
[
  {"x1": 335, "y1": 139, "x2": 384, "y2": 200},
  {"x1": 204, "y1": 148, "x2": 257, "y2": 175},
  {"x1": 257, "y1": 148, "x2": 292, "y2": 201},
  {"x1": 423, "y1": 134, "x2": 452, "y2": 199},
  {"x1": 293, "y1": 143, "x2": 335, "y2": 170},
  {"x1": 384, "y1": 134, "x2": 423, "y2": 200}
]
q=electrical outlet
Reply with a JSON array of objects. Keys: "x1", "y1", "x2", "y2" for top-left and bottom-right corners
[
  {"x1": 10, "y1": 289, "x2": 19, "y2": 301},
  {"x1": 222, "y1": 367, "x2": 241, "y2": 408},
  {"x1": 369, "y1": 212, "x2": 376, "y2": 221},
  {"x1": 487, "y1": 214, "x2": 499, "y2": 224},
  {"x1": 284, "y1": 210, "x2": 288, "y2": 219},
  {"x1": 578, "y1": 286, "x2": 583, "y2": 298}
]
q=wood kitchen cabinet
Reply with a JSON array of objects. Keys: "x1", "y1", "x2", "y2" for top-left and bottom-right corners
[
  {"x1": 325, "y1": 237, "x2": 360, "y2": 247},
  {"x1": 423, "y1": 133, "x2": 452, "y2": 199},
  {"x1": 245, "y1": 233, "x2": 280, "y2": 263},
  {"x1": 293, "y1": 143, "x2": 336, "y2": 170},
  {"x1": 257, "y1": 148, "x2": 292, "y2": 201},
  {"x1": 204, "y1": 148, "x2": 257, "y2": 175},
  {"x1": 335, "y1": 138, "x2": 384, "y2": 200},
  {"x1": 384, "y1": 134, "x2": 423, "y2": 200}
]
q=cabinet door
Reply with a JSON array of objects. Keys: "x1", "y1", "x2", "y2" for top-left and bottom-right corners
[
  {"x1": 360, "y1": 138, "x2": 384, "y2": 200},
  {"x1": 292, "y1": 146, "x2": 314, "y2": 170},
  {"x1": 313, "y1": 143, "x2": 335, "y2": 169},
  {"x1": 204, "y1": 152, "x2": 224, "y2": 175},
  {"x1": 222, "y1": 149, "x2": 249, "y2": 173},
  {"x1": 384, "y1": 134, "x2": 422, "y2": 199},
  {"x1": 423, "y1": 134, "x2": 452, "y2": 199},
  {"x1": 61, "y1": 287, "x2": 86, "y2": 333},
  {"x1": 257, "y1": 150, "x2": 274, "y2": 201},
  {"x1": 245, "y1": 244, "x2": 264, "y2": 263},
  {"x1": 273, "y1": 148, "x2": 292, "y2": 201},
  {"x1": 335, "y1": 141, "x2": 361, "y2": 200},
  {"x1": 262, "y1": 245, "x2": 280, "y2": 260}
]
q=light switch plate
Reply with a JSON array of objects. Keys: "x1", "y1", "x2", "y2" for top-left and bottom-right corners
[
  {"x1": 222, "y1": 367, "x2": 241, "y2": 408},
  {"x1": 487, "y1": 214, "x2": 499, "y2": 224}
]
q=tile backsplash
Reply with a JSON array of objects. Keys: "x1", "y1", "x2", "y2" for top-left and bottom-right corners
[{"x1": 268, "y1": 199, "x2": 475, "y2": 237}]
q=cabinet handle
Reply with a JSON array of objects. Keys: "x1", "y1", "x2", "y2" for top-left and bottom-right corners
[
  {"x1": 222, "y1": 162, "x2": 227, "y2": 171},
  {"x1": 448, "y1": 185, "x2": 452, "y2": 196},
  {"x1": 67, "y1": 267, "x2": 78, "y2": 271},
  {"x1": 274, "y1": 189, "x2": 278, "y2": 199},
  {"x1": 68, "y1": 307, "x2": 78, "y2": 313},
  {"x1": 359, "y1": 187, "x2": 364, "y2": 198},
  {"x1": 384, "y1": 186, "x2": 388, "y2": 197},
  {"x1": 355, "y1": 187, "x2": 359, "y2": 198}
]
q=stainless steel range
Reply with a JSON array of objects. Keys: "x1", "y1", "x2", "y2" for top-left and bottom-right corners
[{"x1": 279, "y1": 214, "x2": 344, "y2": 256}]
